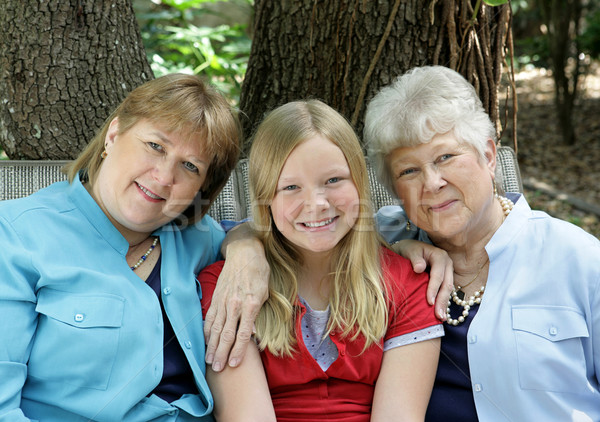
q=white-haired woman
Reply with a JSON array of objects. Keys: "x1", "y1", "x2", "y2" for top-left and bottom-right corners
[{"x1": 364, "y1": 65, "x2": 600, "y2": 421}]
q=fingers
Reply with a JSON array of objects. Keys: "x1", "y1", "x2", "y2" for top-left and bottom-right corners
[
  {"x1": 225, "y1": 299, "x2": 261, "y2": 368},
  {"x1": 209, "y1": 294, "x2": 243, "y2": 372},
  {"x1": 393, "y1": 239, "x2": 454, "y2": 320},
  {"x1": 434, "y1": 264, "x2": 454, "y2": 321},
  {"x1": 410, "y1": 257, "x2": 427, "y2": 274},
  {"x1": 204, "y1": 302, "x2": 226, "y2": 366},
  {"x1": 210, "y1": 294, "x2": 262, "y2": 372},
  {"x1": 426, "y1": 250, "x2": 453, "y2": 320}
]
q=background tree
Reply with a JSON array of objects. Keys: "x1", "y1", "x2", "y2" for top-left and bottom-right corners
[
  {"x1": 512, "y1": 0, "x2": 600, "y2": 146},
  {"x1": 0, "y1": 0, "x2": 152, "y2": 159},
  {"x1": 0, "y1": 0, "x2": 510, "y2": 159},
  {"x1": 540, "y1": 0, "x2": 583, "y2": 145},
  {"x1": 240, "y1": 0, "x2": 511, "y2": 154}
]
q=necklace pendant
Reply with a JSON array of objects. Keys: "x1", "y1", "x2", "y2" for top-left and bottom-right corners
[{"x1": 456, "y1": 290, "x2": 465, "y2": 300}]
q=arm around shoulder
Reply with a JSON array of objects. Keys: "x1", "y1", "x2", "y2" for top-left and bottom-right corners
[{"x1": 204, "y1": 222, "x2": 270, "y2": 371}]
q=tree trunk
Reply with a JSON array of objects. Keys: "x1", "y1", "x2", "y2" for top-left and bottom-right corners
[
  {"x1": 240, "y1": 0, "x2": 511, "y2": 155},
  {"x1": 0, "y1": 0, "x2": 153, "y2": 159},
  {"x1": 540, "y1": 0, "x2": 582, "y2": 145}
]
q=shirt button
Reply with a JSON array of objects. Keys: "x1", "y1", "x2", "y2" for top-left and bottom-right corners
[
  {"x1": 468, "y1": 335, "x2": 477, "y2": 344},
  {"x1": 549, "y1": 326, "x2": 558, "y2": 336},
  {"x1": 184, "y1": 341, "x2": 192, "y2": 349},
  {"x1": 168, "y1": 410, "x2": 176, "y2": 416},
  {"x1": 163, "y1": 287, "x2": 171, "y2": 295},
  {"x1": 474, "y1": 383, "x2": 483, "y2": 392},
  {"x1": 74, "y1": 313, "x2": 85, "y2": 323}
]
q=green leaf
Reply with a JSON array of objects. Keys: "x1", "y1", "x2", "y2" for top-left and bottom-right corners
[{"x1": 483, "y1": 0, "x2": 508, "y2": 5}]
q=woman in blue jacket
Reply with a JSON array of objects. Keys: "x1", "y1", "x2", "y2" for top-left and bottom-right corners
[{"x1": 0, "y1": 74, "x2": 246, "y2": 421}]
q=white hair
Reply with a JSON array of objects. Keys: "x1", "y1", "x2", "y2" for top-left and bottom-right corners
[{"x1": 364, "y1": 66, "x2": 497, "y2": 196}]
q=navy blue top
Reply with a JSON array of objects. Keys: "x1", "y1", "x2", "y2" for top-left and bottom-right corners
[
  {"x1": 425, "y1": 301, "x2": 479, "y2": 421},
  {"x1": 147, "y1": 255, "x2": 197, "y2": 403}
]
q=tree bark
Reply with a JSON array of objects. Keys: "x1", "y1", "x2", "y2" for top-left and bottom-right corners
[
  {"x1": 0, "y1": 0, "x2": 153, "y2": 159},
  {"x1": 240, "y1": 0, "x2": 511, "y2": 155}
]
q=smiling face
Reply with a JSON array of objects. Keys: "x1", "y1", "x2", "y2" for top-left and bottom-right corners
[
  {"x1": 91, "y1": 117, "x2": 210, "y2": 240},
  {"x1": 387, "y1": 132, "x2": 498, "y2": 244},
  {"x1": 270, "y1": 135, "x2": 360, "y2": 259}
]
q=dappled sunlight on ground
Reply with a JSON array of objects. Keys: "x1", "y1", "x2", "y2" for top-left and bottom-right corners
[{"x1": 499, "y1": 65, "x2": 600, "y2": 238}]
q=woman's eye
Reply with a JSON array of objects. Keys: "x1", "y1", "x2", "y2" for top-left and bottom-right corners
[
  {"x1": 183, "y1": 162, "x2": 199, "y2": 173},
  {"x1": 148, "y1": 142, "x2": 163, "y2": 151},
  {"x1": 282, "y1": 185, "x2": 298, "y2": 191},
  {"x1": 397, "y1": 168, "x2": 416, "y2": 178},
  {"x1": 439, "y1": 154, "x2": 453, "y2": 162}
]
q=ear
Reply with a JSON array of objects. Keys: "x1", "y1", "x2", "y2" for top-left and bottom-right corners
[
  {"x1": 483, "y1": 138, "x2": 497, "y2": 178},
  {"x1": 105, "y1": 117, "x2": 119, "y2": 152}
]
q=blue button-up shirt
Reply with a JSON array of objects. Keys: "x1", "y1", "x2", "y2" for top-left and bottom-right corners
[
  {"x1": 0, "y1": 175, "x2": 223, "y2": 421},
  {"x1": 377, "y1": 194, "x2": 600, "y2": 420}
]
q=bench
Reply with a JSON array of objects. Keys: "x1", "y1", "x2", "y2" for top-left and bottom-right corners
[{"x1": 0, "y1": 147, "x2": 523, "y2": 222}]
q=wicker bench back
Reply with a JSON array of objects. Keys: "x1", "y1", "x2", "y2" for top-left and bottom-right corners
[{"x1": 0, "y1": 147, "x2": 522, "y2": 222}]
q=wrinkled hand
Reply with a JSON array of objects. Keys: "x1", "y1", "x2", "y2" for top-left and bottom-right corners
[
  {"x1": 391, "y1": 239, "x2": 453, "y2": 320},
  {"x1": 204, "y1": 234, "x2": 269, "y2": 372}
]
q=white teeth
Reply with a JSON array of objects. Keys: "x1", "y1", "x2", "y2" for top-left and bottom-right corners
[
  {"x1": 138, "y1": 183, "x2": 161, "y2": 199},
  {"x1": 304, "y1": 217, "x2": 334, "y2": 228}
]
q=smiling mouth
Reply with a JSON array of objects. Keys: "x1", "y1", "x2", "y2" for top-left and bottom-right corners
[
  {"x1": 302, "y1": 216, "x2": 336, "y2": 228},
  {"x1": 429, "y1": 200, "x2": 455, "y2": 211},
  {"x1": 137, "y1": 183, "x2": 163, "y2": 200}
]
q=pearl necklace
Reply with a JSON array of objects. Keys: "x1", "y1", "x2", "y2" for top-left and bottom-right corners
[
  {"x1": 445, "y1": 195, "x2": 514, "y2": 326},
  {"x1": 130, "y1": 237, "x2": 159, "y2": 270},
  {"x1": 495, "y1": 193, "x2": 514, "y2": 217}
]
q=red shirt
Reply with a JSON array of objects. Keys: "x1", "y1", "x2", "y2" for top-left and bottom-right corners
[{"x1": 198, "y1": 247, "x2": 439, "y2": 421}]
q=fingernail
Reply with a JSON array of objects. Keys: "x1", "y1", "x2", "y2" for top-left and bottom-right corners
[
  {"x1": 212, "y1": 361, "x2": 222, "y2": 372},
  {"x1": 206, "y1": 353, "x2": 214, "y2": 364},
  {"x1": 229, "y1": 358, "x2": 239, "y2": 368}
]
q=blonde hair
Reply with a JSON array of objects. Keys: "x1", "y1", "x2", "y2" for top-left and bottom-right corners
[
  {"x1": 64, "y1": 73, "x2": 241, "y2": 223},
  {"x1": 249, "y1": 100, "x2": 388, "y2": 357}
]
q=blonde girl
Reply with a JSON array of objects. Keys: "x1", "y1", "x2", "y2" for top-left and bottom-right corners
[{"x1": 198, "y1": 100, "x2": 442, "y2": 422}]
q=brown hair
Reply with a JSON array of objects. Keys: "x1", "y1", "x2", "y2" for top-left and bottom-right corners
[{"x1": 64, "y1": 73, "x2": 241, "y2": 223}]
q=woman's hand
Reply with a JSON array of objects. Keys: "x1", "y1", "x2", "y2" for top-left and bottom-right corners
[
  {"x1": 391, "y1": 239, "x2": 453, "y2": 320},
  {"x1": 204, "y1": 223, "x2": 270, "y2": 372}
]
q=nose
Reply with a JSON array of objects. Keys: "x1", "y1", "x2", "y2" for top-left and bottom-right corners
[
  {"x1": 305, "y1": 187, "x2": 330, "y2": 212},
  {"x1": 153, "y1": 159, "x2": 175, "y2": 186},
  {"x1": 422, "y1": 166, "x2": 446, "y2": 193}
]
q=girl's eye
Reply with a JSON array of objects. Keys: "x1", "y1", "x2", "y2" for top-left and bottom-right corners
[
  {"x1": 282, "y1": 185, "x2": 298, "y2": 191},
  {"x1": 183, "y1": 162, "x2": 199, "y2": 173},
  {"x1": 327, "y1": 177, "x2": 339, "y2": 184}
]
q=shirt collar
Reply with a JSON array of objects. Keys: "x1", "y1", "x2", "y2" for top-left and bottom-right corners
[
  {"x1": 486, "y1": 193, "x2": 529, "y2": 260},
  {"x1": 67, "y1": 172, "x2": 130, "y2": 255}
]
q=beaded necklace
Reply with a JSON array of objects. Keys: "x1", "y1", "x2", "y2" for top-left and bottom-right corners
[
  {"x1": 130, "y1": 237, "x2": 159, "y2": 270},
  {"x1": 445, "y1": 195, "x2": 514, "y2": 326}
]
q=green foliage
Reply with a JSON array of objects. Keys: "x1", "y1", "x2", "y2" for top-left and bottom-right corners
[
  {"x1": 483, "y1": 0, "x2": 508, "y2": 6},
  {"x1": 510, "y1": 0, "x2": 600, "y2": 69},
  {"x1": 136, "y1": 0, "x2": 252, "y2": 105},
  {"x1": 510, "y1": 1, "x2": 549, "y2": 69},
  {"x1": 580, "y1": 9, "x2": 600, "y2": 59}
]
